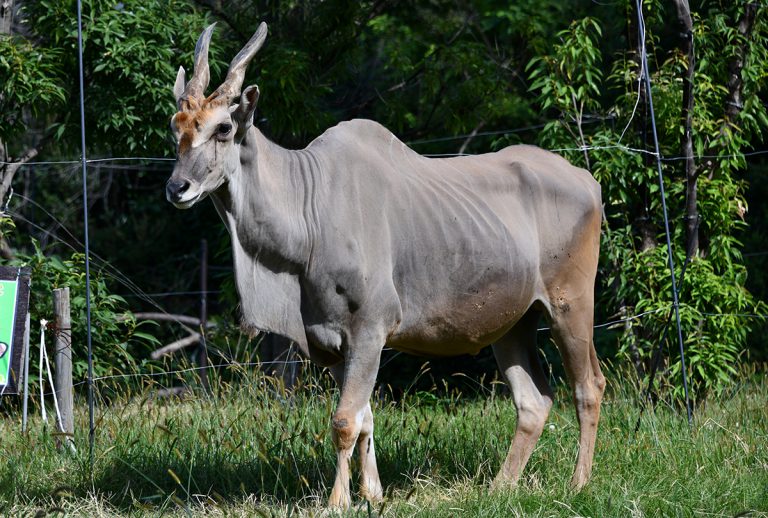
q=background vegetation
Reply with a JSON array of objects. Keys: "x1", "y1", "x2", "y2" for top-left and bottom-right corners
[
  {"x1": 1, "y1": 0, "x2": 765, "y2": 397},
  {"x1": 1, "y1": 0, "x2": 767, "y2": 514}
]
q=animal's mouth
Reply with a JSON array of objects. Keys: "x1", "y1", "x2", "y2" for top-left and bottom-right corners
[{"x1": 172, "y1": 191, "x2": 204, "y2": 209}]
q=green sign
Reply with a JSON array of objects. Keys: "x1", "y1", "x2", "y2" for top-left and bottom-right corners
[
  {"x1": 0, "y1": 266, "x2": 30, "y2": 395},
  {"x1": 0, "y1": 279, "x2": 19, "y2": 387}
]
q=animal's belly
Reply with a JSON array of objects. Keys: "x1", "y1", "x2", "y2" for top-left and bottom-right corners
[{"x1": 387, "y1": 287, "x2": 532, "y2": 356}]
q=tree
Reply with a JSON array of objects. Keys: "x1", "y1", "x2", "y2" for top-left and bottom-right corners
[
  {"x1": 0, "y1": 0, "x2": 218, "y2": 261},
  {"x1": 528, "y1": 0, "x2": 768, "y2": 398}
]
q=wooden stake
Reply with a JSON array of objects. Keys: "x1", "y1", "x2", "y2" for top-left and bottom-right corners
[{"x1": 53, "y1": 287, "x2": 74, "y2": 444}]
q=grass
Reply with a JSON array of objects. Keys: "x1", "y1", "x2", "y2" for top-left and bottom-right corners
[{"x1": 1, "y1": 366, "x2": 767, "y2": 517}]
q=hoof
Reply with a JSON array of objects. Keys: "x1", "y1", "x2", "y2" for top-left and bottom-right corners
[
  {"x1": 570, "y1": 466, "x2": 591, "y2": 491},
  {"x1": 570, "y1": 475, "x2": 589, "y2": 492},
  {"x1": 489, "y1": 474, "x2": 518, "y2": 493},
  {"x1": 328, "y1": 487, "x2": 352, "y2": 510},
  {"x1": 361, "y1": 480, "x2": 384, "y2": 503}
]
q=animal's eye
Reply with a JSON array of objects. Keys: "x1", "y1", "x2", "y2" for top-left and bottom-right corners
[{"x1": 217, "y1": 123, "x2": 232, "y2": 135}]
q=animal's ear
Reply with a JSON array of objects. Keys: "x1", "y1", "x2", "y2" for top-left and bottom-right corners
[
  {"x1": 174, "y1": 66, "x2": 186, "y2": 106},
  {"x1": 232, "y1": 85, "x2": 260, "y2": 138}
]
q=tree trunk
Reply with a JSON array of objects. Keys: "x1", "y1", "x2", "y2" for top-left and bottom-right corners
[
  {"x1": 703, "y1": 2, "x2": 758, "y2": 184},
  {"x1": 723, "y1": 4, "x2": 758, "y2": 130},
  {"x1": 0, "y1": 0, "x2": 14, "y2": 35},
  {"x1": 0, "y1": 146, "x2": 39, "y2": 207},
  {"x1": 0, "y1": 144, "x2": 40, "y2": 260},
  {"x1": 631, "y1": 4, "x2": 656, "y2": 252},
  {"x1": 622, "y1": 304, "x2": 645, "y2": 381},
  {"x1": 672, "y1": 0, "x2": 698, "y2": 259}
]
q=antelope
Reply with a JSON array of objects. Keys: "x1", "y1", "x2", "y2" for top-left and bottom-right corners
[{"x1": 166, "y1": 22, "x2": 605, "y2": 508}]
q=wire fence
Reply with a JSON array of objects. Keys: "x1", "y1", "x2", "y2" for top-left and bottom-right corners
[
  {"x1": 3, "y1": 144, "x2": 768, "y2": 169},
  {"x1": 32, "y1": 307, "x2": 660, "y2": 398},
  {"x1": 4, "y1": 127, "x2": 766, "y2": 334},
  {"x1": 11, "y1": 175, "x2": 763, "y2": 405},
  {"x1": 1, "y1": 103, "x2": 767, "y2": 170},
  {"x1": 22, "y1": 301, "x2": 764, "y2": 401},
  {"x1": 11, "y1": 185, "x2": 765, "y2": 372}
]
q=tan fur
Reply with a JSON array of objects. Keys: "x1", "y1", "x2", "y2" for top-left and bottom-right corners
[{"x1": 172, "y1": 97, "x2": 228, "y2": 154}]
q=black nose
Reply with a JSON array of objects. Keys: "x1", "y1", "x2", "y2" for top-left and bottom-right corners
[{"x1": 166, "y1": 178, "x2": 190, "y2": 202}]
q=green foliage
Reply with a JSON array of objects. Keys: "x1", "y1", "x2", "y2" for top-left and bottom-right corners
[
  {"x1": 360, "y1": 2, "x2": 572, "y2": 144},
  {"x1": 2, "y1": 0, "x2": 213, "y2": 156},
  {"x1": 218, "y1": 0, "x2": 583, "y2": 149},
  {"x1": 2, "y1": 0, "x2": 767, "y2": 400},
  {"x1": 0, "y1": 35, "x2": 67, "y2": 141},
  {"x1": 527, "y1": 17, "x2": 603, "y2": 115},
  {"x1": 616, "y1": 237, "x2": 762, "y2": 397},
  {"x1": 527, "y1": 3, "x2": 768, "y2": 400}
]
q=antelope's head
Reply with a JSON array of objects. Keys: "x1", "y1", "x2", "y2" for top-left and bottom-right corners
[{"x1": 166, "y1": 23, "x2": 267, "y2": 208}]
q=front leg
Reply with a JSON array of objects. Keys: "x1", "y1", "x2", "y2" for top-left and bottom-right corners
[
  {"x1": 327, "y1": 331, "x2": 384, "y2": 509},
  {"x1": 328, "y1": 364, "x2": 384, "y2": 507}
]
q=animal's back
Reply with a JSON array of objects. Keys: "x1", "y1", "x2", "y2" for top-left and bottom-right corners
[{"x1": 310, "y1": 119, "x2": 599, "y2": 220}]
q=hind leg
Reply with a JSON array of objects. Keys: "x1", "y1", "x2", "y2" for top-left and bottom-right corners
[
  {"x1": 491, "y1": 308, "x2": 554, "y2": 489},
  {"x1": 549, "y1": 291, "x2": 605, "y2": 489}
]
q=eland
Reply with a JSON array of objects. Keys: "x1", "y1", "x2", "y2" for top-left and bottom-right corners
[{"x1": 166, "y1": 22, "x2": 605, "y2": 508}]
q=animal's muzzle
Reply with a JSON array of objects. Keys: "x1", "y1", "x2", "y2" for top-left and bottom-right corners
[{"x1": 166, "y1": 178, "x2": 191, "y2": 203}]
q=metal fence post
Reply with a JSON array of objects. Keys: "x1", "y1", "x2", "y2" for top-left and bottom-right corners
[{"x1": 199, "y1": 239, "x2": 210, "y2": 392}]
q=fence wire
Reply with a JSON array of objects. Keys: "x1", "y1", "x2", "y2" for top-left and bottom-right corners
[
  {"x1": 21, "y1": 304, "x2": 763, "y2": 404},
  {"x1": 3, "y1": 146, "x2": 768, "y2": 169},
  {"x1": 23, "y1": 302, "x2": 762, "y2": 399}
]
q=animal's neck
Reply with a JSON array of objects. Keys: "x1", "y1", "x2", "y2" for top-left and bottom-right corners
[{"x1": 227, "y1": 127, "x2": 314, "y2": 267}]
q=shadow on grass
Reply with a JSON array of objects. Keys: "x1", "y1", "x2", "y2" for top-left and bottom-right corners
[{"x1": 89, "y1": 452, "x2": 330, "y2": 508}]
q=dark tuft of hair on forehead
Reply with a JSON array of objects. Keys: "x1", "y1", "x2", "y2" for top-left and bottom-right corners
[{"x1": 178, "y1": 133, "x2": 193, "y2": 154}]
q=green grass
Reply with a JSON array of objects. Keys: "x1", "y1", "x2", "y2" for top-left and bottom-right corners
[{"x1": 1, "y1": 368, "x2": 767, "y2": 517}]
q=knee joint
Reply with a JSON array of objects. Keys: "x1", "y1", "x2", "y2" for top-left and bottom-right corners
[
  {"x1": 574, "y1": 389, "x2": 601, "y2": 426},
  {"x1": 595, "y1": 373, "x2": 606, "y2": 396},
  {"x1": 516, "y1": 401, "x2": 550, "y2": 436},
  {"x1": 332, "y1": 415, "x2": 359, "y2": 450}
]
